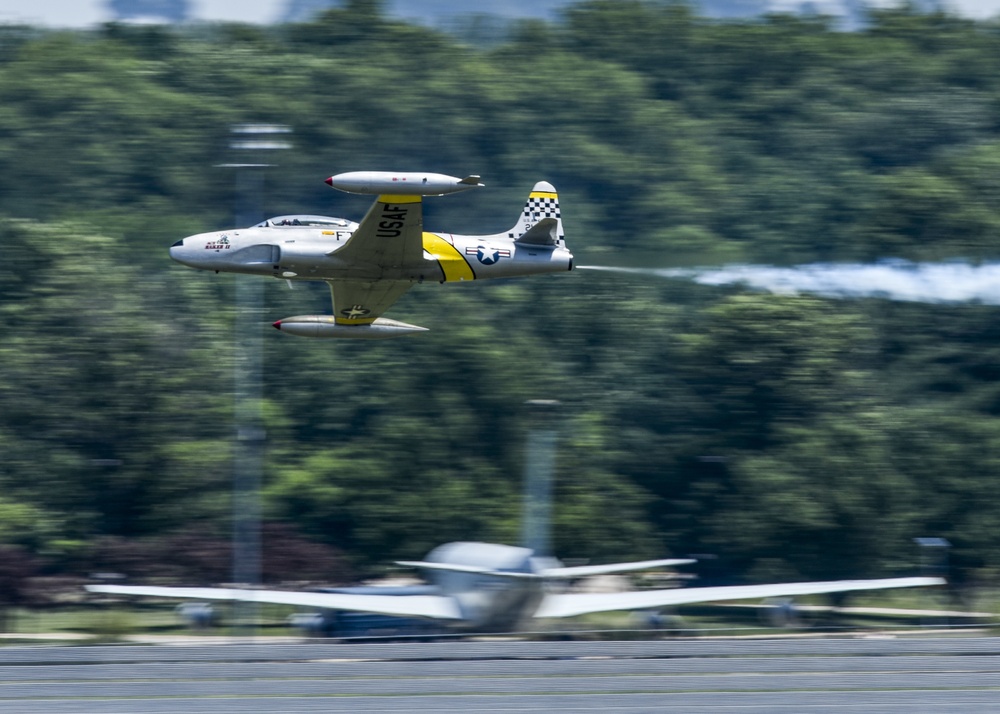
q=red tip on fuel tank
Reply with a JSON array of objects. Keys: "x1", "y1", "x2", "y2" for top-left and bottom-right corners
[
  {"x1": 272, "y1": 320, "x2": 282, "y2": 330},
  {"x1": 324, "y1": 177, "x2": 333, "y2": 186}
]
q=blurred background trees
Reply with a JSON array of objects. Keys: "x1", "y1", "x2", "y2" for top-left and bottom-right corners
[{"x1": 2, "y1": 1, "x2": 1000, "y2": 587}]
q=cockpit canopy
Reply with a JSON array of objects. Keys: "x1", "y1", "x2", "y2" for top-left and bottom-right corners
[{"x1": 255, "y1": 215, "x2": 354, "y2": 228}]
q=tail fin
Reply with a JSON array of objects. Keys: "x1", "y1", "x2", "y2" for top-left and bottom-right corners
[{"x1": 509, "y1": 181, "x2": 565, "y2": 247}]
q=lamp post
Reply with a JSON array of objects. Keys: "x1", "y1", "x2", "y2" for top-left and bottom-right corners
[
  {"x1": 913, "y1": 537, "x2": 950, "y2": 629},
  {"x1": 913, "y1": 537, "x2": 951, "y2": 578},
  {"x1": 224, "y1": 124, "x2": 291, "y2": 636},
  {"x1": 521, "y1": 400, "x2": 561, "y2": 557}
]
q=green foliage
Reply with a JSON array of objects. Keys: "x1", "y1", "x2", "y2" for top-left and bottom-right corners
[
  {"x1": 0, "y1": 220, "x2": 232, "y2": 542},
  {"x1": 2, "y1": 2, "x2": 1000, "y2": 588}
]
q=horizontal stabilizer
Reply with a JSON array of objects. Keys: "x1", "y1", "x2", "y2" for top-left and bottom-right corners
[
  {"x1": 396, "y1": 556, "x2": 695, "y2": 580},
  {"x1": 396, "y1": 560, "x2": 539, "y2": 579},
  {"x1": 540, "y1": 558, "x2": 696, "y2": 579},
  {"x1": 516, "y1": 218, "x2": 559, "y2": 247}
]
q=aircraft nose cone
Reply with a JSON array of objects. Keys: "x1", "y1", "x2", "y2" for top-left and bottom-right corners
[
  {"x1": 168, "y1": 239, "x2": 184, "y2": 263},
  {"x1": 169, "y1": 236, "x2": 200, "y2": 266},
  {"x1": 324, "y1": 176, "x2": 334, "y2": 186}
]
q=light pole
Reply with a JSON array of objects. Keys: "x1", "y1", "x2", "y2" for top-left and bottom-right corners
[
  {"x1": 521, "y1": 400, "x2": 561, "y2": 557},
  {"x1": 224, "y1": 124, "x2": 291, "y2": 636},
  {"x1": 913, "y1": 536, "x2": 950, "y2": 629}
]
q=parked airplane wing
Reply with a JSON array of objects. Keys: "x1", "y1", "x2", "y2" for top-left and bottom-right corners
[
  {"x1": 540, "y1": 558, "x2": 696, "y2": 579},
  {"x1": 85, "y1": 585, "x2": 463, "y2": 620},
  {"x1": 532, "y1": 576, "x2": 945, "y2": 619}
]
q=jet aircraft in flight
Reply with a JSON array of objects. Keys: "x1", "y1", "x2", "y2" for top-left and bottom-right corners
[{"x1": 168, "y1": 171, "x2": 574, "y2": 338}]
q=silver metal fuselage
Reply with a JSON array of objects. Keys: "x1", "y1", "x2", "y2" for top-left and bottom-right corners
[
  {"x1": 170, "y1": 220, "x2": 573, "y2": 283},
  {"x1": 422, "y1": 542, "x2": 558, "y2": 632}
]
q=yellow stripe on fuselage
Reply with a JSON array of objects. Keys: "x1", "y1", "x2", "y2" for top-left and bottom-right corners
[
  {"x1": 377, "y1": 194, "x2": 422, "y2": 204},
  {"x1": 529, "y1": 191, "x2": 558, "y2": 200},
  {"x1": 422, "y1": 232, "x2": 475, "y2": 282}
]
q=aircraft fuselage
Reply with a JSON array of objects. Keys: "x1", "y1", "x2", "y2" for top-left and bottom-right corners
[
  {"x1": 422, "y1": 542, "x2": 554, "y2": 633},
  {"x1": 170, "y1": 219, "x2": 573, "y2": 284}
]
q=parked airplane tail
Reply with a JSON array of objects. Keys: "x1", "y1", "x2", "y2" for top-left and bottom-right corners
[{"x1": 509, "y1": 182, "x2": 566, "y2": 248}]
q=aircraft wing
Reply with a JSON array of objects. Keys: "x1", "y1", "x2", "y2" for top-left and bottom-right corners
[
  {"x1": 327, "y1": 280, "x2": 413, "y2": 325},
  {"x1": 85, "y1": 585, "x2": 462, "y2": 620},
  {"x1": 540, "y1": 558, "x2": 696, "y2": 579},
  {"x1": 321, "y1": 193, "x2": 424, "y2": 324},
  {"x1": 331, "y1": 194, "x2": 424, "y2": 268},
  {"x1": 532, "y1": 576, "x2": 945, "y2": 619}
]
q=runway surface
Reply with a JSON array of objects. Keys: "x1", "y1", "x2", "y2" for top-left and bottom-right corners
[{"x1": 2, "y1": 636, "x2": 1000, "y2": 712}]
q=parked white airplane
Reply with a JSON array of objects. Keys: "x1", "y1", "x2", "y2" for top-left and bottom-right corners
[
  {"x1": 168, "y1": 171, "x2": 574, "y2": 338},
  {"x1": 87, "y1": 542, "x2": 941, "y2": 633}
]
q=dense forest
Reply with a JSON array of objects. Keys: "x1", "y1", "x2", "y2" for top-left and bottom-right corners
[{"x1": 3, "y1": 0, "x2": 1000, "y2": 594}]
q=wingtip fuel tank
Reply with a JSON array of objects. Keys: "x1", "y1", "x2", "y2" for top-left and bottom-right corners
[
  {"x1": 325, "y1": 171, "x2": 484, "y2": 196},
  {"x1": 273, "y1": 315, "x2": 428, "y2": 339}
]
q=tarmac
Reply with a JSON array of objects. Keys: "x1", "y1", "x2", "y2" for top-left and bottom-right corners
[{"x1": 1, "y1": 633, "x2": 1000, "y2": 713}]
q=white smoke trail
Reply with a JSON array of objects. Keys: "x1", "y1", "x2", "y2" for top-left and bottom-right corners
[{"x1": 578, "y1": 261, "x2": 1000, "y2": 306}]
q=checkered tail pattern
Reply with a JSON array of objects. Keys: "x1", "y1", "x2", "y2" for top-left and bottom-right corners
[{"x1": 508, "y1": 181, "x2": 565, "y2": 245}]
